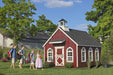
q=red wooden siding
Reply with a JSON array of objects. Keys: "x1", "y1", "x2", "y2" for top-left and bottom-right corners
[
  {"x1": 78, "y1": 46, "x2": 101, "y2": 67},
  {"x1": 44, "y1": 29, "x2": 77, "y2": 67}
]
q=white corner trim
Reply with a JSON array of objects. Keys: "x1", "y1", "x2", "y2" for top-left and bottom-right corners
[
  {"x1": 43, "y1": 28, "x2": 59, "y2": 47},
  {"x1": 47, "y1": 48, "x2": 53, "y2": 62},
  {"x1": 44, "y1": 47, "x2": 45, "y2": 62},
  {"x1": 76, "y1": 45, "x2": 78, "y2": 67},
  {"x1": 66, "y1": 47, "x2": 74, "y2": 63}
]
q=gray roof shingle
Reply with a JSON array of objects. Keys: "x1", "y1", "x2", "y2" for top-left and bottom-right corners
[{"x1": 62, "y1": 28, "x2": 101, "y2": 47}]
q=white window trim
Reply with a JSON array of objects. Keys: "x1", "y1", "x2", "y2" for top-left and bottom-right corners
[
  {"x1": 81, "y1": 47, "x2": 86, "y2": 62},
  {"x1": 95, "y1": 48, "x2": 99, "y2": 61},
  {"x1": 66, "y1": 47, "x2": 74, "y2": 62},
  {"x1": 47, "y1": 48, "x2": 53, "y2": 62},
  {"x1": 88, "y1": 48, "x2": 93, "y2": 62}
]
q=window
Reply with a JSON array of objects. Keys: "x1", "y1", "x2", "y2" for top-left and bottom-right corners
[
  {"x1": 81, "y1": 47, "x2": 86, "y2": 62},
  {"x1": 66, "y1": 47, "x2": 73, "y2": 62},
  {"x1": 88, "y1": 48, "x2": 93, "y2": 62},
  {"x1": 47, "y1": 48, "x2": 53, "y2": 62},
  {"x1": 95, "y1": 48, "x2": 99, "y2": 61}
]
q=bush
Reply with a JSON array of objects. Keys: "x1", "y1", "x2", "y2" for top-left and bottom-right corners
[
  {"x1": 87, "y1": 59, "x2": 91, "y2": 69},
  {"x1": 43, "y1": 62, "x2": 49, "y2": 68},
  {"x1": 64, "y1": 63, "x2": 73, "y2": 68},
  {"x1": 43, "y1": 62, "x2": 55, "y2": 68},
  {"x1": 101, "y1": 54, "x2": 109, "y2": 65},
  {"x1": 3, "y1": 53, "x2": 8, "y2": 59},
  {"x1": 48, "y1": 62, "x2": 55, "y2": 67},
  {"x1": 95, "y1": 61, "x2": 99, "y2": 68},
  {"x1": 0, "y1": 50, "x2": 3, "y2": 58}
]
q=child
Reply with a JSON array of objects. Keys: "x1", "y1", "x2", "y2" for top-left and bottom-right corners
[
  {"x1": 18, "y1": 45, "x2": 25, "y2": 69},
  {"x1": 30, "y1": 49, "x2": 35, "y2": 70},
  {"x1": 9, "y1": 45, "x2": 17, "y2": 69},
  {"x1": 35, "y1": 50, "x2": 43, "y2": 70}
]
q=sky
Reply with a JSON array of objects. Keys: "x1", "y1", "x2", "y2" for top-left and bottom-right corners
[{"x1": 0, "y1": 0, "x2": 96, "y2": 32}]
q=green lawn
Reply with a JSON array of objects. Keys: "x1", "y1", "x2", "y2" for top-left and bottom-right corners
[{"x1": 0, "y1": 61, "x2": 113, "y2": 75}]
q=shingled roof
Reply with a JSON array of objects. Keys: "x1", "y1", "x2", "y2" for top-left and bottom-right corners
[
  {"x1": 21, "y1": 32, "x2": 50, "y2": 43},
  {"x1": 62, "y1": 28, "x2": 101, "y2": 47}
]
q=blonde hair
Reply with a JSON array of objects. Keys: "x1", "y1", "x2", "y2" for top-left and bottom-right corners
[{"x1": 37, "y1": 50, "x2": 41, "y2": 54}]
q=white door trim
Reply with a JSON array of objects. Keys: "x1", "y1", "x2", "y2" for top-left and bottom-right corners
[{"x1": 55, "y1": 46, "x2": 64, "y2": 66}]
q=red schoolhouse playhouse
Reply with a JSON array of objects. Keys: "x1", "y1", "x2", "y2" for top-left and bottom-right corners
[{"x1": 43, "y1": 19, "x2": 101, "y2": 68}]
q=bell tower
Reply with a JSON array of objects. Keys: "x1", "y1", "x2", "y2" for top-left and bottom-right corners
[{"x1": 58, "y1": 19, "x2": 69, "y2": 31}]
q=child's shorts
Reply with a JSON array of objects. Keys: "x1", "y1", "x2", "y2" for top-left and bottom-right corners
[
  {"x1": 19, "y1": 58, "x2": 23, "y2": 64},
  {"x1": 31, "y1": 61, "x2": 34, "y2": 65},
  {"x1": 12, "y1": 58, "x2": 15, "y2": 64}
]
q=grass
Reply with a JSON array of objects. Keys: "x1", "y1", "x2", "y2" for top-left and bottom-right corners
[
  {"x1": 0, "y1": 61, "x2": 113, "y2": 75},
  {"x1": 0, "y1": 47, "x2": 113, "y2": 75}
]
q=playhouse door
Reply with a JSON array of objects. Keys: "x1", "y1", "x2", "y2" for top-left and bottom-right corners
[{"x1": 55, "y1": 46, "x2": 64, "y2": 66}]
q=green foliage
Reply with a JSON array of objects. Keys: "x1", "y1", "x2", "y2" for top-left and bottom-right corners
[
  {"x1": 43, "y1": 62, "x2": 49, "y2": 68},
  {"x1": 101, "y1": 31, "x2": 113, "y2": 64},
  {"x1": 48, "y1": 62, "x2": 55, "y2": 67},
  {"x1": 0, "y1": 0, "x2": 37, "y2": 44},
  {"x1": 87, "y1": 59, "x2": 91, "y2": 69},
  {"x1": 64, "y1": 63, "x2": 73, "y2": 68},
  {"x1": 36, "y1": 14, "x2": 57, "y2": 35},
  {"x1": 95, "y1": 61, "x2": 99, "y2": 68},
  {"x1": 86, "y1": 0, "x2": 113, "y2": 40},
  {"x1": 3, "y1": 53, "x2": 8, "y2": 58},
  {"x1": 43, "y1": 62, "x2": 55, "y2": 68},
  {"x1": 0, "y1": 50, "x2": 3, "y2": 58}
]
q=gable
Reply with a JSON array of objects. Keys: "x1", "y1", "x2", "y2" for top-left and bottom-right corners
[
  {"x1": 43, "y1": 27, "x2": 78, "y2": 47},
  {"x1": 43, "y1": 27, "x2": 101, "y2": 47}
]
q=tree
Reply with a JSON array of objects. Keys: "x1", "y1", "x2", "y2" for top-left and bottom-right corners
[
  {"x1": 0, "y1": 0, "x2": 37, "y2": 44},
  {"x1": 101, "y1": 31, "x2": 113, "y2": 64},
  {"x1": 85, "y1": 0, "x2": 113, "y2": 41},
  {"x1": 36, "y1": 14, "x2": 57, "y2": 35}
]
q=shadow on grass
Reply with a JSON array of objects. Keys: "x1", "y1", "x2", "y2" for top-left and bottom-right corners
[
  {"x1": 107, "y1": 64, "x2": 113, "y2": 68},
  {"x1": 0, "y1": 68, "x2": 9, "y2": 69},
  {"x1": 0, "y1": 73, "x2": 4, "y2": 75},
  {"x1": 22, "y1": 65, "x2": 30, "y2": 68}
]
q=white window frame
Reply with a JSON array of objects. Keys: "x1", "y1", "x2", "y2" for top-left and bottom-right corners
[
  {"x1": 88, "y1": 48, "x2": 93, "y2": 62},
  {"x1": 47, "y1": 48, "x2": 53, "y2": 62},
  {"x1": 95, "y1": 48, "x2": 99, "y2": 61},
  {"x1": 81, "y1": 47, "x2": 86, "y2": 62},
  {"x1": 66, "y1": 47, "x2": 73, "y2": 62}
]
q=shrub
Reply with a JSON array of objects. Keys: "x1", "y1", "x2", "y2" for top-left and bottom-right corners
[
  {"x1": 3, "y1": 53, "x2": 8, "y2": 59},
  {"x1": 48, "y1": 62, "x2": 55, "y2": 67},
  {"x1": 2, "y1": 58, "x2": 8, "y2": 62},
  {"x1": 95, "y1": 61, "x2": 99, "y2": 68},
  {"x1": 43, "y1": 62, "x2": 49, "y2": 68},
  {"x1": 64, "y1": 63, "x2": 73, "y2": 68},
  {"x1": 87, "y1": 59, "x2": 91, "y2": 69},
  {"x1": 0, "y1": 50, "x2": 3, "y2": 58}
]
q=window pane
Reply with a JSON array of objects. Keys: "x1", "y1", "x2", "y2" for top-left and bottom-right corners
[
  {"x1": 68, "y1": 57, "x2": 72, "y2": 61},
  {"x1": 48, "y1": 56, "x2": 52, "y2": 61},
  {"x1": 68, "y1": 49, "x2": 72, "y2": 51},
  {"x1": 68, "y1": 52, "x2": 72, "y2": 56},
  {"x1": 49, "y1": 53, "x2": 52, "y2": 56},
  {"x1": 47, "y1": 49, "x2": 53, "y2": 62},
  {"x1": 81, "y1": 48, "x2": 86, "y2": 62}
]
